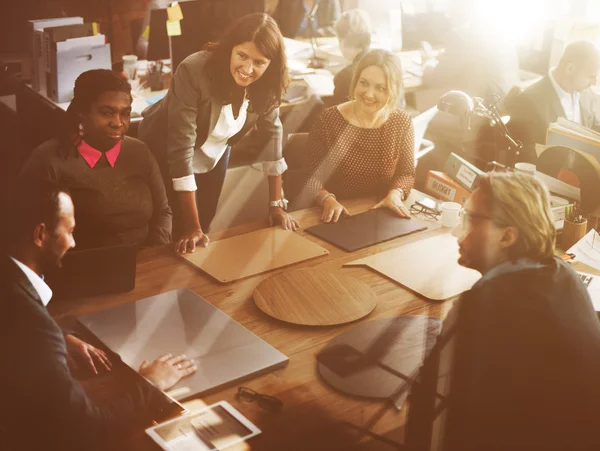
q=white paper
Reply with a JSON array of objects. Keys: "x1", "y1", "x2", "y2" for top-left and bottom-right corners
[
  {"x1": 577, "y1": 271, "x2": 600, "y2": 311},
  {"x1": 567, "y1": 229, "x2": 600, "y2": 272}
]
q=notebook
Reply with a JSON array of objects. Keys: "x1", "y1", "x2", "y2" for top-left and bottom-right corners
[
  {"x1": 45, "y1": 243, "x2": 137, "y2": 300},
  {"x1": 306, "y1": 209, "x2": 429, "y2": 252}
]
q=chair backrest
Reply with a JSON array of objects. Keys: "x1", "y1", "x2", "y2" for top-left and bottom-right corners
[
  {"x1": 413, "y1": 106, "x2": 438, "y2": 154},
  {"x1": 284, "y1": 132, "x2": 310, "y2": 170}
]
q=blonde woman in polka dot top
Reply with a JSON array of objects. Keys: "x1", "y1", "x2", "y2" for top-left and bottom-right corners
[{"x1": 305, "y1": 49, "x2": 415, "y2": 223}]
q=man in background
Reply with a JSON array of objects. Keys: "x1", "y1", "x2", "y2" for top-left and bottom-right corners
[{"x1": 508, "y1": 40, "x2": 600, "y2": 161}]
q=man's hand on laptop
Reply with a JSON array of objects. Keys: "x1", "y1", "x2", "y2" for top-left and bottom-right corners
[
  {"x1": 139, "y1": 354, "x2": 197, "y2": 391},
  {"x1": 65, "y1": 334, "x2": 112, "y2": 375}
]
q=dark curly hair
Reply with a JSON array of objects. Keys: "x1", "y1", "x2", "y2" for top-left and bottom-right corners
[
  {"x1": 61, "y1": 69, "x2": 131, "y2": 146},
  {"x1": 204, "y1": 13, "x2": 288, "y2": 115}
]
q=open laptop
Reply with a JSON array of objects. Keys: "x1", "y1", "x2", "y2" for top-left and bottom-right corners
[{"x1": 45, "y1": 243, "x2": 138, "y2": 300}]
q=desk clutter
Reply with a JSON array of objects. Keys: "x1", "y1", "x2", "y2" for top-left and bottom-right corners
[
  {"x1": 253, "y1": 269, "x2": 377, "y2": 326},
  {"x1": 78, "y1": 288, "x2": 288, "y2": 400},
  {"x1": 180, "y1": 227, "x2": 329, "y2": 283},
  {"x1": 346, "y1": 233, "x2": 482, "y2": 301}
]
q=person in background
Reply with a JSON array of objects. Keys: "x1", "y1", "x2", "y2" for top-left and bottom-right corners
[
  {"x1": 272, "y1": 0, "x2": 341, "y2": 38},
  {"x1": 331, "y1": 9, "x2": 407, "y2": 108},
  {"x1": 1, "y1": 179, "x2": 195, "y2": 451},
  {"x1": 139, "y1": 13, "x2": 298, "y2": 254},
  {"x1": 508, "y1": 40, "x2": 600, "y2": 162},
  {"x1": 405, "y1": 172, "x2": 600, "y2": 451},
  {"x1": 21, "y1": 70, "x2": 171, "y2": 250},
  {"x1": 304, "y1": 49, "x2": 415, "y2": 223},
  {"x1": 330, "y1": 9, "x2": 372, "y2": 105}
]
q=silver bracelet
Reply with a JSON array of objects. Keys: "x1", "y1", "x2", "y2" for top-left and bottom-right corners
[
  {"x1": 320, "y1": 192, "x2": 336, "y2": 205},
  {"x1": 394, "y1": 188, "x2": 405, "y2": 201}
]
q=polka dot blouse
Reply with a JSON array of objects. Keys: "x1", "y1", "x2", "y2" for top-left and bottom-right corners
[{"x1": 305, "y1": 106, "x2": 415, "y2": 201}]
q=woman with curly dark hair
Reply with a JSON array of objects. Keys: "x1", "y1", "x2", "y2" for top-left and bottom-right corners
[
  {"x1": 21, "y1": 69, "x2": 172, "y2": 250},
  {"x1": 139, "y1": 13, "x2": 298, "y2": 254}
]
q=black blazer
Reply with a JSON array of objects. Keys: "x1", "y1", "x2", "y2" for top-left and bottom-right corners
[
  {"x1": 508, "y1": 75, "x2": 599, "y2": 162},
  {"x1": 405, "y1": 257, "x2": 600, "y2": 451},
  {"x1": 0, "y1": 256, "x2": 165, "y2": 451}
]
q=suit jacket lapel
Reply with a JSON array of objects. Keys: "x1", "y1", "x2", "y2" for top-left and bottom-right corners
[
  {"x1": 543, "y1": 75, "x2": 566, "y2": 122},
  {"x1": 2, "y1": 256, "x2": 45, "y2": 307}
]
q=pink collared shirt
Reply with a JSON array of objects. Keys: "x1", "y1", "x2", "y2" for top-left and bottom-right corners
[{"x1": 77, "y1": 139, "x2": 122, "y2": 168}]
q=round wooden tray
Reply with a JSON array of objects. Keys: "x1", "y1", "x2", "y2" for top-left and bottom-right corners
[{"x1": 253, "y1": 269, "x2": 377, "y2": 326}]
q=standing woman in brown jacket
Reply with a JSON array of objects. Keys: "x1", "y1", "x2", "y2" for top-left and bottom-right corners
[{"x1": 139, "y1": 13, "x2": 298, "y2": 254}]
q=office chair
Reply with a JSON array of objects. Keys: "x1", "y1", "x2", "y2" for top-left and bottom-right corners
[{"x1": 283, "y1": 132, "x2": 311, "y2": 211}]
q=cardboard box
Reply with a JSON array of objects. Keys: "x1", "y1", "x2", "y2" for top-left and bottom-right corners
[
  {"x1": 425, "y1": 171, "x2": 472, "y2": 205},
  {"x1": 47, "y1": 36, "x2": 110, "y2": 103}
]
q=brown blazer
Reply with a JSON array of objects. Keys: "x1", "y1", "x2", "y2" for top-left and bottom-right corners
[{"x1": 138, "y1": 50, "x2": 284, "y2": 179}]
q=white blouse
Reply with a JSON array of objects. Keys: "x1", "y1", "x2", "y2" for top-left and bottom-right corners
[{"x1": 174, "y1": 99, "x2": 259, "y2": 191}]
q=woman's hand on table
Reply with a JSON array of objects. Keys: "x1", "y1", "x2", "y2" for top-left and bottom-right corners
[
  {"x1": 321, "y1": 197, "x2": 350, "y2": 223},
  {"x1": 139, "y1": 354, "x2": 197, "y2": 391},
  {"x1": 372, "y1": 189, "x2": 411, "y2": 219},
  {"x1": 269, "y1": 207, "x2": 299, "y2": 231},
  {"x1": 176, "y1": 228, "x2": 210, "y2": 254}
]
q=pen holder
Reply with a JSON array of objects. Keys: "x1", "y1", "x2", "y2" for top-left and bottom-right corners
[
  {"x1": 561, "y1": 218, "x2": 587, "y2": 250},
  {"x1": 147, "y1": 72, "x2": 163, "y2": 91}
]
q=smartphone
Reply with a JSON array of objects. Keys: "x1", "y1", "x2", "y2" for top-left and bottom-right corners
[{"x1": 416, "y1": 197, "x2": 440, "y2": 212}]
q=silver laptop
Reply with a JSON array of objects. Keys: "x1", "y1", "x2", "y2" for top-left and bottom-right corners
[{"x1": 78, "y1": 288, "x2": 288, "y2": 399}]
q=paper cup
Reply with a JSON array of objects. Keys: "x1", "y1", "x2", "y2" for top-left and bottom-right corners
[{"x1": 123, "y1": 54, "x2": 138, "y2": 80}]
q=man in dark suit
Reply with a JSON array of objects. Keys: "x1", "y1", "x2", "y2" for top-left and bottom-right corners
[
  {"x1": 508, "y1": 40, "x2": 600, "y2": 162},
  {"x1": 0, "y1": 180, "x2": 197, "y2": 450}
]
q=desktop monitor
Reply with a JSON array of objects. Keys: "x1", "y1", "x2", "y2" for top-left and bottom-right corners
[{"x1": 146, "y1": 0, "x2": 264, "y2": 70}]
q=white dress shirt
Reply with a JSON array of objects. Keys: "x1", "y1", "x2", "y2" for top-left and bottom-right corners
[
  {"x1": 549, "y1": 69, "x2": 582, "y2": 124},
  {"x1": 173, "y1": 100, "x2": 249, "y2": 192},
  {"x1": 10, "y1": 257, "x2": 53, "y2": 307}
]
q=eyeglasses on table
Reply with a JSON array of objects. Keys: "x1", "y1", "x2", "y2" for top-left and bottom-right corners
[{"x1": 236, "y1": 386, "x2": 283, "y2": 412}]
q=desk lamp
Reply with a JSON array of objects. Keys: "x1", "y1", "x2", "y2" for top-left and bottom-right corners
[{"x1": 437, "y1": 90, "x2": 523, "y2": 164}]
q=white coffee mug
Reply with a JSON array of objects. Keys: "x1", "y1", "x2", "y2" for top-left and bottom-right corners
[
  {"x1": 514, "y1": 162, "x2": 536, "y2": 176},
  {"x1": 441, "y1": 202, "x2": 462, "y2": 228}
]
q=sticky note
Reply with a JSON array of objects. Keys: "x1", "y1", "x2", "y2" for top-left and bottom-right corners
[
  {"x1": 166, "y1": 19, "x2": 182, "y2": 37},
  {"x1": 167, "y1": 3, "x2": 183, "y2": 22}
]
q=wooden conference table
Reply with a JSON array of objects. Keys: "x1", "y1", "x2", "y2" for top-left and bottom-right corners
[{"x1": 49, "y1": 195, "x2": 454, "y2": 451}]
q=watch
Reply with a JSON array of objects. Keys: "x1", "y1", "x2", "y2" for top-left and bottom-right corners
[{"x1": 269, "y1": 198, "x2": 289, "y2": 210}]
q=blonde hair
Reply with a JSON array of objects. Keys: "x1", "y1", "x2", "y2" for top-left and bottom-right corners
[
  {"x1": 349, "y1": 49, "x2": 403, "y2": 114},
  {"x1": 334, "y1": 9, "x2": 371, "y2": 51},
  {"x1": 477, "y1": 172, "x2": 556, "y2": 261}
]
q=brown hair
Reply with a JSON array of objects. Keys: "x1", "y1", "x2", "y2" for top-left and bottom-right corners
[
  {"x1": 204, "y1": 13, "x2": 288, "y2": 115},
  {"x1": 349, "y1": 49, "x2": 403, "y2": 114},
  {"x1": 477, "y1": 172, "x2": 556, "y2": 261}
]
